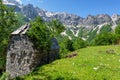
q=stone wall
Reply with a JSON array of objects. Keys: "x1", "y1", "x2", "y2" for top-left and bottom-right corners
[{"x1": 6, "y1": 34, "x2": 59, "y2": 79}]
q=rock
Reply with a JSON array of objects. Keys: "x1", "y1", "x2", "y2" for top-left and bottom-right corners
[
  {"x1": 6, "y1": 24, "x2": 60, "y2": 79},
  {"x1": 65, "y1": 52, "x2": 78, "y2": 58}
]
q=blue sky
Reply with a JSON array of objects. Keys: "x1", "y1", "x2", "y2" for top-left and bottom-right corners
[{"x1": 21, "y1": 0, "x2": 120, "y2": 18}]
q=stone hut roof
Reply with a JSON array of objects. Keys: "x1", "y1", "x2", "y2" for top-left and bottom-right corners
[{"x1": 11, "y1": 24, "x2": 30, "y2": 35}]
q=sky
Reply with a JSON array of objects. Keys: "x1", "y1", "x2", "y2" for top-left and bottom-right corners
[{"x1": 21, "y1": 0, "x2": 120, "y2": 18}]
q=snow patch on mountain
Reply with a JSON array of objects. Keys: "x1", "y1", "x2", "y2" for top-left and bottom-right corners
[
  {"x1": 16, "y1": 0, "x2": 22, "y2": 4},
  {"x1": 92, "y1": 26, "x2": 97, "y2": 31},
  {"x1": 75, "y1": 30, "x2": 79, "y2": 37},
  {"x1": 82, "y1": 37, "x2": 86, "y2": 41},
  {"x1": 45, "y1": 12, "x2": 55, "y2": 17},
  {"x1": 2, "y1": 2, "x2": 120, "y2": 41},
  {"x1": 61, "y1": 31, "x2": 67, "y2": 36},
  {"x1": 2, "y1": 0, "x2": 22, "y2": 5}
]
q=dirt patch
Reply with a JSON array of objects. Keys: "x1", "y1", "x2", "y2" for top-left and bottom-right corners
[
  {"x1": 106, "y1": 49, "x2": 116, "y2": 54},
  {"x1": 98, "y1": 49, "x2": 116, "y2": 54},
  {"x1": 65, "y1": 52, "x2": 78, "y2": 58}
]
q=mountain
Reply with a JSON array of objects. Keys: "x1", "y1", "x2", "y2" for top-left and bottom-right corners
[
  {"x1": 2, "y1": 0, "x2": 22, "y2": 6},
  {"x1": 2, "y1": 0, "x2": 120, "y2": 41}
]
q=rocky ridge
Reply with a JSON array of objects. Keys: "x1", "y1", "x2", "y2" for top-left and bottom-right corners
[{"x1": 2, "y1": 0, "x2": 120, "y2": 40}]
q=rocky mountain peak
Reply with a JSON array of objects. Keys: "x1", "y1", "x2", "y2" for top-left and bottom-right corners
[
  {"x1": 111, "y1": 14, "x2": 120, "y2": 24},
  {"x1": 2, "y1": 0, "x2": 22, "y2": 5},
  {"x1": 2, "y1": 2, "x2": 120, "y2": 33},
  {"x1": 2, "y1": 2, "x2": 120, "y2": 41},
  {"x1": 83, "y1": 15, "x2": 96, "y2": 26},
  {"x1": 111, "y1": 14, "x2": 120, "y2": 21},
  {"x1": 96, "y1": 14, "x2": 112, "y2": 25},
  {"x1": 22, "y1": 4, "x2": 38, "y2": 20}
]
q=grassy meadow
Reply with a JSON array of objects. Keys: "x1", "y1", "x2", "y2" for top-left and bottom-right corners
[{"x1": 16, "y1": 45, "x2": 120, "y2": 80}]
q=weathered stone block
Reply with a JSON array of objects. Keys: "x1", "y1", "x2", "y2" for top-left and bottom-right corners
[{"x1": 6, "y1": 24, "x2": 59, "y2": 79}]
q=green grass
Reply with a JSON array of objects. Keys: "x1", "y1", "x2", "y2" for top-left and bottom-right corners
[{"x1": 19, "y1": 45, "x2": 120, "y2": 80}]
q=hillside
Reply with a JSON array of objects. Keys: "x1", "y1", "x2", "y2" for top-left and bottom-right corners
[
  {"x1": 1, "y1": 1, "x2": 120, "y2": 79},
  {"x1": 2, "y1": 0, "x2": 120, "y2": 41},
  {"x1": 17, "y1": 45, "x2": 120, "y2": 80}
]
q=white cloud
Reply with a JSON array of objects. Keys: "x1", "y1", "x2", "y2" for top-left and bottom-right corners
[{"x1": 16, "y1": 0, "x2": 22, "y2": 4}]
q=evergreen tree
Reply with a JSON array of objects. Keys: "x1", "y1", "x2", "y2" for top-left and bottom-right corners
[
  {"x1": 27, "y1": 17, "x2": 65, "y2": 53},
  {"x1": 27, "y1": 17, "x2": 51, "y2": 51},
  {"x1": 0, "y1": 0, "x2": 18, "y2": 71}
]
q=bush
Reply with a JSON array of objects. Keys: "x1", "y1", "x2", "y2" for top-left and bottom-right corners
[
  {"x1": 57, "y1": 35, "x2": 87, "y2": 58},
  {"x1": 56, "y1": 35, "x2": 69, "y2": 57},
  {"x1": 27, "y1": 17, "x2": 65, "y2": 53},
  {"x1": 92, "y1": 32, "x2": 117, "y2": 46},
  {"x1": 71, "y1": 37, "x2": 87, "y2": 50},
  {"x1": 0, "y1": 73, "x2": 9, "y2": 80},
  {"x1": 115, "y1": 24, "x2": 120, "y2": 38},
  {"x1": 27, "y1": 17, "x2": 51, "y2": 51}
]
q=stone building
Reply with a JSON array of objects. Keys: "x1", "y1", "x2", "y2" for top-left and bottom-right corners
[{"x1": 6, "y1": 24, "x2": 59, "y2": 79}]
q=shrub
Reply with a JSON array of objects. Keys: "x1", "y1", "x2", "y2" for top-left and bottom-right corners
[
  {"x1": 71, "y1": 37, "x2": 87, "y2": 50},
  {"x1": 115, "y1": 23, "x2": 120, "y2": 38},
  {"x1": 27, "y1": 17, "x2": 51, "y2": 51},
  {"x1": 56, "y1": 35, "x2": 70, "y2": 57},
  {"x1": 0, "y1": 73, "x2": 9, "y2": 80},
  {"x1": 27, "y1": 17, "x2": 65, "y2": 53},
  {"x1": 57, "y1": 35, "x2": 87, "y2": 58},
  {"x1": 92, "y1": 32, "x2": 117, "y2": 46}
]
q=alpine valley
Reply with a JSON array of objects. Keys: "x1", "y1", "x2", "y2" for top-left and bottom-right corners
[{"x1": 2, "y1": 0, "x2": 120, "y2": 41}]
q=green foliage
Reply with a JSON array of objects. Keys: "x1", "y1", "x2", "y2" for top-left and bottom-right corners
[
  {"x1": 78, "y1": 27, "x2": 90, "y2": 39},
  {"x1": 27, "y1": 17, "x2": 51, "y2": 51},
  {"x1": 66, "y1": 39, "x2": 73, "y2": 51},
  {"x1": 66, "y1": 28, "x2": 75, "y2": 38},
  {"x1": 56, "y1": 35, "x2": 70, "y2": 57},
  {"x1": 92, "y1": 32, "x2": 117, "y2": 46},
  {"x1": 72, "y1": 37, "x2": 87, "y2": 50},
  {"x1": 115, "y1": 24, "x2": 120, "y2": 38},
  {"x1": 56, "y1": 35, "x2": 86, "y2": 58},
  {"x1": 48, "y1": 19, "x2": 65, "y2": 37},
  {"x1": 87, "y1": 27, "x2": 98, "y2": 42},
  {"x1": 56, "y1": 34, "x2": 78, "y2": 57},
  {"x1": 0, "y1": 0, "x2": 18, "y2": 70},
  {"x1": 88, "y1": 24, "x2": 120, "y2": 45},
  {"x1": 77, "y1": 27, "x2": 97, "y2": 42},
  {"x1": 100, "y1": 24, "x2": 112, "y2": 33},
  {"x1": 15, "y1": 13, "x2": 27, "y2": 27},
  {"x1": 78, "y1": 27, "x2": 85, "y2": 37},
  {"x1": 19, "y1": 45, "x2": 120, "y2": 80},
  {"x1": 87, "y1": 25, "x2": 112, "y2": 43},
  {"x1": 0, "y1": 73, "x2": 9, "y2": 80},
  {"x1": 0, "y1": 57, "x2": 6, "y2": 70},
  {"x1": 27, "y1": 17, "x2": 65, "y2": 52}
]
